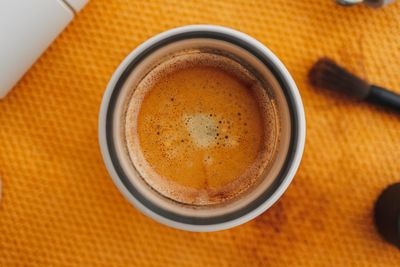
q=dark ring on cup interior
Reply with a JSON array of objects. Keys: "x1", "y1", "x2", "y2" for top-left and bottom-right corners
[{"x1": 105, "y1": 31, "x2": 300, "y2": 225}]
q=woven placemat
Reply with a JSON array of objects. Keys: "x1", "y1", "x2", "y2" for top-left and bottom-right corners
[{"x1": 1, "y1": 0, "x2": 399, "y2": 265}]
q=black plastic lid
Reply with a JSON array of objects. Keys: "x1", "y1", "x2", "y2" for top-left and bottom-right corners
[{"x1": 374, "y1": 183, "x2": 400, "y2": 248}]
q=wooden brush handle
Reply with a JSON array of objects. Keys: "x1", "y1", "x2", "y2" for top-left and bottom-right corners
[{"x1": 367, "y1": 85, "x2": 400, "y2": 112}]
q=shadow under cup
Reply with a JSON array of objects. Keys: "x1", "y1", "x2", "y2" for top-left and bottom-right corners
[{"x1": 99, "y1": 26, "x2": 305, "y2": 231}]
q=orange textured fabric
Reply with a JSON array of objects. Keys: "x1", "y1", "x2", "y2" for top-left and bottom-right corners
[{"x1": 1, "y1": 0, "x2": 400, "y2": 266}]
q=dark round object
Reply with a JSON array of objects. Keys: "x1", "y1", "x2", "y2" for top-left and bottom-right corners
[{"x1": 374, "y1": 183, "x2": 400, "y2": 248}]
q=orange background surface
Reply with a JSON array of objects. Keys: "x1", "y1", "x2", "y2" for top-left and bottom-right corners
[{"x1": 1, "y1": 0, "x2": 400, "y2": 266}]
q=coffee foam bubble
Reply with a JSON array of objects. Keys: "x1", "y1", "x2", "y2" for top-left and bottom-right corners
[
  {"x1": 183, "y1": 113, "x2": 218, "y2": 148},
  {"x1": 125, "y1": 51, "x2": 279, "y2": 205}
]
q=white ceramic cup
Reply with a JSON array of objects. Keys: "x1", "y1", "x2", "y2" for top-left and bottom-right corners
[{"x1": 99, "y1": 25, "x2": 305, "y2": 232}]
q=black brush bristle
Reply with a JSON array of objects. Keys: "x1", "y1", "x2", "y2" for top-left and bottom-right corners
[{"x1": 308, "y1": 57, "x2": 371, "y2": 100}]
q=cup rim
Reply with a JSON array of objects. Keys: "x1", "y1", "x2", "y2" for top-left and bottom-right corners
[{"x1": 98, "y1": 25, "x2": 306, "y2": 232}]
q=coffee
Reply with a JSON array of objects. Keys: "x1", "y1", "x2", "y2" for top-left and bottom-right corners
[{"x1": 125, "y1": 51, "x2": 280, "y2": 205}]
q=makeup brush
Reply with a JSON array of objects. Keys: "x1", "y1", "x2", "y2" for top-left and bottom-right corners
[
  {"x1": 336, "y1": 0, "x2": 394, "y2": 8},
  {"x1": 308, "y1": 57, "x2": 400, "y2": 112},
  {"x1": 374, "y1": 183, "x2": 400, "y2": 249}
]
